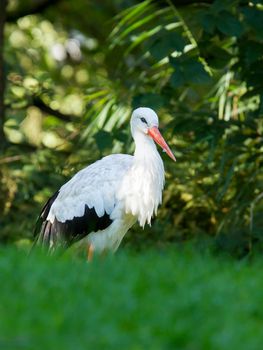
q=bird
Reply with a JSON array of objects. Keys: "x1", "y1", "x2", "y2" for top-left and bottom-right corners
[{"x1": 34, "y1": 107, "x2": 176, "y2": 259}]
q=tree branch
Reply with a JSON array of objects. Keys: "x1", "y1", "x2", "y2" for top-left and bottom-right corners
[
  {"x1": 7, "y1": 0, "x2": 62, "y2": 23},
  {"x1": 169, "y1": 0, "x2": 212, "y2": 5},
  {"x1": 0, "y1": 0, "x2": 7, "y2": 151},
  {"x1": 32, "y1": 96, "x2": 73, "y2": 122},
  {"x1": 5, "y1": 96, "x2": 74, "y2": 122},
  {"x1": 0, "y1": 155, "x2": 22, "y2": 164}
]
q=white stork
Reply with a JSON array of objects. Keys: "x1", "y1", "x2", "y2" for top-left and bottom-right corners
[{"x1": 34, "y1": 107, "x2": 176, "y2": 259}]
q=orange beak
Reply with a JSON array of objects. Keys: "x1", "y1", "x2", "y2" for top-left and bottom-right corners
[{"x1": 147, "y1": 126, "x2": 176, "y2": 162}]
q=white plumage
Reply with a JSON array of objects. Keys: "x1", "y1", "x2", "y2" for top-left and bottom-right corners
[
  {"x1": 47, "y1": 154, "x2": 133, "y2": 223},
  {"x1": 34, "y1": 107, "x2": 176, "y2": 256}
]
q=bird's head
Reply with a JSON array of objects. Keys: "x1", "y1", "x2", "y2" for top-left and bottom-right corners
[{"x1": 131, "y1": 107, "x2": 176, "y2": 161}]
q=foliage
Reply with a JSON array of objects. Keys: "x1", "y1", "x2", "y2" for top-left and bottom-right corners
[
  {"x1": 0, "y1": 0, "x2": 263, "y2": 254},
  {"x1": 107, "y1": 0, "x2": 263, "y2": 253}
]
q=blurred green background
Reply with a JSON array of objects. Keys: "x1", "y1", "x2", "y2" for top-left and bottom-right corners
[{"x1": 0, "y1": 0, "x2": 263, "y2": 255}]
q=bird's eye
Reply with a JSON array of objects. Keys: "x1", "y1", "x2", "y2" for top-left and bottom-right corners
[{"x1": 140, "y1": 117, "x2": 147, "y2": 124}]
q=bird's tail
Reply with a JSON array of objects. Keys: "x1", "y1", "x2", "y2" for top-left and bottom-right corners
[{"x1": 31, "y1": 191, "x2": 60, "y2": 252}]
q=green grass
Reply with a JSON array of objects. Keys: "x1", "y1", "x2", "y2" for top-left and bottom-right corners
[{"x1": 0, "y1": 246, "x2": 263, "y2": 350}]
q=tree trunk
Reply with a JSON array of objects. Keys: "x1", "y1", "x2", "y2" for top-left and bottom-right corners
[{"x1": 0, "y1": 0, "x2": 7, "y2": 150}]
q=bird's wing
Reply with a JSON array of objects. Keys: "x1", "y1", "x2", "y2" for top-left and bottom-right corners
[{"x1": 34, "y1": 154, "x2": 133, "y2": 248}]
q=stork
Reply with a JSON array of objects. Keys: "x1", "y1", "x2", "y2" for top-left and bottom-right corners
[{"x1": 34, "y1": 107, "x2": 176, "y2": 259}]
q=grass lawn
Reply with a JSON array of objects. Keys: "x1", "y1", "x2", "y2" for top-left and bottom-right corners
[{"x1": 0, "y1": 245, "x2": 263, "y2": 350}]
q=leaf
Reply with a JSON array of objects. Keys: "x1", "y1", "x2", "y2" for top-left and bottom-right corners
[
  {"x1": 216, "y1": 11, "x2": 244, "y2": 37},
  {"x1": 203, "y1": 46, "x2": 232, "y2": 69},
  {"x1": 170, "y1": 69, "x2": 185, "y2": 88},
  {"x1": 170, "y1": 56, "x2": 211, "y2": 86},
  {"x1": 211, "y1": 0, "x2": 238, "y2": 13},
  {"x1": 199, "y1": 12, "x2": 217, "y2": 34},
  {"x1": 240, "y1": 40, "x2": 263, "y2": 65},
  {"x1": 242, "y1": 7, "x2": 263, "y2": 38},
  {"x1": 149, "y1": 30, "x2": 186, "y2": 61},
  {"x1": 113, "y1": 130, "x2": 128, "y2": 143},
  {"x1": 216, "y1": 159, "x2": 237, "y2": 202},
  {"x1": 132, "y1": 93, "x2": 166, "y2": 110},
  {"x1": 94, "y1": 130, "x2": 113, "y2": 152},
  {"x1": 183, "y1": 59, "x2": 211, "y2": 85}
]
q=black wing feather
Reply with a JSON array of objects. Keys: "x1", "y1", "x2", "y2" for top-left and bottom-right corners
[{"x1": 33, "y1": 191, "x2": 112, "y2": 250}]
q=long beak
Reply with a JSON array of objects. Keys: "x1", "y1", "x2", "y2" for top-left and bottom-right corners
[{"x1": 147, "y1": 126, "x2": 176, "y2": 162}]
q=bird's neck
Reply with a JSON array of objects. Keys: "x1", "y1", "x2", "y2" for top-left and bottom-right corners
[
  {"x1": 133, "y1": 131, "x2": 159, "y2": 162},
  {"x1": 122, "y1": 130, "x2": 165, "y2": 227}
]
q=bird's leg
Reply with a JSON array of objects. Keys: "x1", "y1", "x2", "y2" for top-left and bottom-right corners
[{"x1": 87, "y1": 244, "x2": 94, "y2": 262}]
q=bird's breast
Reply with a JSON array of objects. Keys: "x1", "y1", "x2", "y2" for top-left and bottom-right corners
[{"x1": 117, "y1": 156, "x2": 165, "y2": 227}]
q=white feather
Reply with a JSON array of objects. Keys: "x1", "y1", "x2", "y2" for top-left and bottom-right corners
[
  {"x1": 47, "y1": 154, "x2": 133, "y2": 223},
  {"x1": 116, "y1": 130, "x2": 165, "y2": 227}
]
